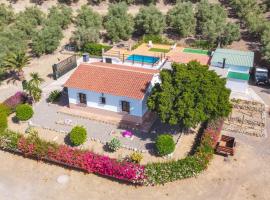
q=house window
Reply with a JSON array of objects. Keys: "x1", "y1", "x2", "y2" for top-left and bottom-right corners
[
  {"x1": 100, "y1": 96, "x2": 106, "y2": 105},
  {"x1": 121, "y1": 101, "x2": 130, "y2": 113},
  {"x1": 78, "y1": 93, "x2": 87, "y2": 104}
]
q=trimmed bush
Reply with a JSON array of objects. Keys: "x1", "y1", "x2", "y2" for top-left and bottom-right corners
[
  {"x1": 82, "y1": 43, "x2": 111, "y2": 56},
  {"x1": 69, "y1": 126, "x2": 87, "y2": 146},
  {"x1": 106, "y1": 138, "x2": 121, "y2": 152},
  {"x1": 155, "y1": 134, "x2": 175, "y2": 156},
  {"x1": 0, "y1": 112, "x2": 7, "y2": 133},
  {"x1": 0, "y1": 103, "x2": 11, "y2": 115},
  {"x1": 130, "y1": 152, "x2": 143, "y2": 164},
  {"x1": 47, "y1": 90, "x2": 61, "y2": 103},
  {"x1": 15, "y1": 104, "x2": 33, "y2": 121}
]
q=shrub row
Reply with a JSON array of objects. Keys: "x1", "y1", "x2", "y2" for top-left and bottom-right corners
[
  {"x1": 82, "y1": 43, "x2": 112, "y2": 56},
  {"x1": 144, "y1": 119, "x2": 223, "y2": 185},
  {"x1": 0, "y1": 130, "x2": 145, "y2": 184}
]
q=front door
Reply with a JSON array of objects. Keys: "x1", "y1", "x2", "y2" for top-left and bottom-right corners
[{"x1": 121, "y1": 101, "x2": 130, "y2": 113}]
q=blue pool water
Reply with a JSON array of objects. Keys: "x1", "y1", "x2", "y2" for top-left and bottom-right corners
[{"x1": 126, "y1": 54, "x2": 159, "y2": 64}]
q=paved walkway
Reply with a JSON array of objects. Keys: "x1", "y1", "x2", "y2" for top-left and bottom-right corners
[{"x1": 31, "y1": 99, "x2": 181, "y2": 151}]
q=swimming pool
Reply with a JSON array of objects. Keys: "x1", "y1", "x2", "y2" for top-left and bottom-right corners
[{"x1": 126, "y1": 54, "x2": 159, "y2": 64}]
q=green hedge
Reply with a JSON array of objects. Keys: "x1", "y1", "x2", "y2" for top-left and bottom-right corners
[
  {"x1": 82, "y1": 43, "x2": 112, "y2": 56},
  {"x1": 69, "y1": 126, "x2": 87, "y2": 146},
  {"x1": 145, "y1": 133, "x2": 214, "y2": 185},
  {"x1": 15, "y1": 104, "x2": 34, "y2": 121},
  {"x1": 144, "y1": 119, "x2": 223, "y2": 185},
  {"x1": 142, "y1": 34, "x2": 173, "y2": 45},
  {"x1": 0, "y1": 112, "x2": 7, "y2": 133}
]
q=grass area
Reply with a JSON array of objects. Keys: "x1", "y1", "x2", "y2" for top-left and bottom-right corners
[
  {"x1": 149, "y1": 48, "x2": 170, "y2": 53},
  {"x1": 183, "y1": 48, "x2": 210, "y2": 55}
]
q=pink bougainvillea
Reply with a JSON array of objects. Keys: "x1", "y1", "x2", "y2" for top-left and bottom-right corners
[
  {"x1": 4, "y1": 91, "x2": 28, "y2": 109},
  {"x1": 17, "y1": 137, "x2": 145, "y2": 184}
]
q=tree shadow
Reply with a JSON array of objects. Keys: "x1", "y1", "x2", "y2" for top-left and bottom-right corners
[
  {"x1": 64, "y1": 134, "x2": 74, "y2": 146},
  {"x1": 11, "y1": 116, "x2": 19, "y2": 124}
]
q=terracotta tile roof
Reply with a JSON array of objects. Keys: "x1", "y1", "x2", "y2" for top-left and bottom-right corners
[
  {"x1": 167, "y1": 52, "x2": 210, "y2": 65},
  {"x1": 64, "y1": 62, "x2": 158, "y2": 99}
]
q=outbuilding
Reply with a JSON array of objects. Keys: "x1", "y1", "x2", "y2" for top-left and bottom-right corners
[{"x1": 210, "y1": 48, "x2": 254, "y2": 93}]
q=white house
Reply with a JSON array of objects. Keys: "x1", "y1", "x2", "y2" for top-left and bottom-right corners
[{"x1": 64, "y1": 62, "x2": 160, "y2": 124}]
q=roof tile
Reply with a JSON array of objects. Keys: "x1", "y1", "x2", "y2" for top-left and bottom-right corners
[{"x1": 64, "y1": 62, "x2": 158, "y2": 99}]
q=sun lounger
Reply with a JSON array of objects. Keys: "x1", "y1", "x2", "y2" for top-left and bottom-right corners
[
  {"x1": 171, "y1": 43, "x2": 177, "y2": 50},
  {"x1": 148, "y1": 41, "x2": 153, "y2": 48}
]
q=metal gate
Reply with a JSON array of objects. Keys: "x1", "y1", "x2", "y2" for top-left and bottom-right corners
[{"x1": 52, "y1": 55, "x2": 77, "y2": 80}]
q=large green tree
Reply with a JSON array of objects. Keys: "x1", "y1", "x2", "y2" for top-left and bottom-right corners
[
  {"x1": 167, "y1": 2, "x2": 196, "y2": 37},
  {"x1": 196, "y1": 0, "x2": 240, "y2": 45},
  {"x1": 147, "y1": 61, "x2": 232, "y2": 128},
  {"x1": 46, "y1": 5, "x2": 73, "y2": 29},
  {"x1": 32, "y1": 25, "x2": 63, "y2": 56},
  {"x1": 15, "y1": 6, "x2": 45, "y2": 38},
  {"x1": 75, "y1": 5, "x2": 102, "y2": 29},
  {"x1": 72, "y1": 6, "x2": 102, "y2": 49},
  {"x1": 135, "y1": 5, "x2": 165, "y2": 35},
  {"x1": 104, "y1": 2, "x2": 134, "y2": 42}
]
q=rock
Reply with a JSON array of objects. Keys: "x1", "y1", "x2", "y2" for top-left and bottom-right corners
[{"x1": 57, "y1": 175, "x2": 69, "y2": 184}]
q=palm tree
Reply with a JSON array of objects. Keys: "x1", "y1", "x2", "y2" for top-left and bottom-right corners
[
  {"x1": 24, "y1": 73, "x2": 44, "y2": 102},
  {"x1": 28, "y1": 72, "x2": 44, "y2": 88},
  {"x1": 4, "y1": 51, "x2": 30, "y2": 81}
]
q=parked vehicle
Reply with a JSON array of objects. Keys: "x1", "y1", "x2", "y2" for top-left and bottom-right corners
[{"x1": 254, "y1": 68, "x2": 269, "y2": 85}]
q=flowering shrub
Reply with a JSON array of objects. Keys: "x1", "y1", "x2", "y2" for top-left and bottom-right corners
[
  {"x1": 130, "y1": 152, "x2": 143, "y2": 164},
  {"x1": 0, "y1": 131, "x2": 145, "y2": 184},
  {"x1": 145, "y1": 119, "x2": 223, "y2": 185},
  {"x1": 4, "y1": 92, "x2": 28, "y2": 111},
  {"x1": 0, "y1": 117, "x2": 223, "y2": 185}
]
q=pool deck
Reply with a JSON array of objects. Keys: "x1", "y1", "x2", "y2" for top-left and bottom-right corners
[{"x1": 103, "y1": 43, "x2": 210, "y2": 67}]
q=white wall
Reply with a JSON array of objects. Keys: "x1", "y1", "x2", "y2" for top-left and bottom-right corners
[
  {"x1": 68, "y1": 88, "x2": 146, "y2": 117},
  {"x1": 226, "y1": 79, "x2": 248, "y2": 93}
]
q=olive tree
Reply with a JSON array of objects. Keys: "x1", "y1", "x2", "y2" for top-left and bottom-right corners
[
  {"x1": 104, "y1": 2, "x2": 134, "y2": 42},
  {"x1": 196, "y1": 0, "x2": 240, "y2": 45},
  {"x1": 135, "y1": 5, "x2": 165, "y2": 35},
  {"x1": 72, "y1": 6, "x2": 102, "y2": 48},
  {"x1": 167, "y1": 2, "x2": 196, "y2": 37}
]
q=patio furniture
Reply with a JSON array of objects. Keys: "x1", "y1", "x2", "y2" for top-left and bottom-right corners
[
  {"x1": 216, "y1": 135, "x2": 236, "y2": 156},
  {"x1": 171, "y1": 43, "x2": 177, "y2": 50},
  {"x1": 148, "y1": 41, "x2": 153, "y2": 48}
]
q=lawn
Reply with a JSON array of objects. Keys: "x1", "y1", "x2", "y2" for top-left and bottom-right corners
[
  {"x1": 183, "y1": 48, "x2": 210, "y2": 55},
  {"x1": 149, "y1": 48, "x2": 170, "y2": 53}
]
